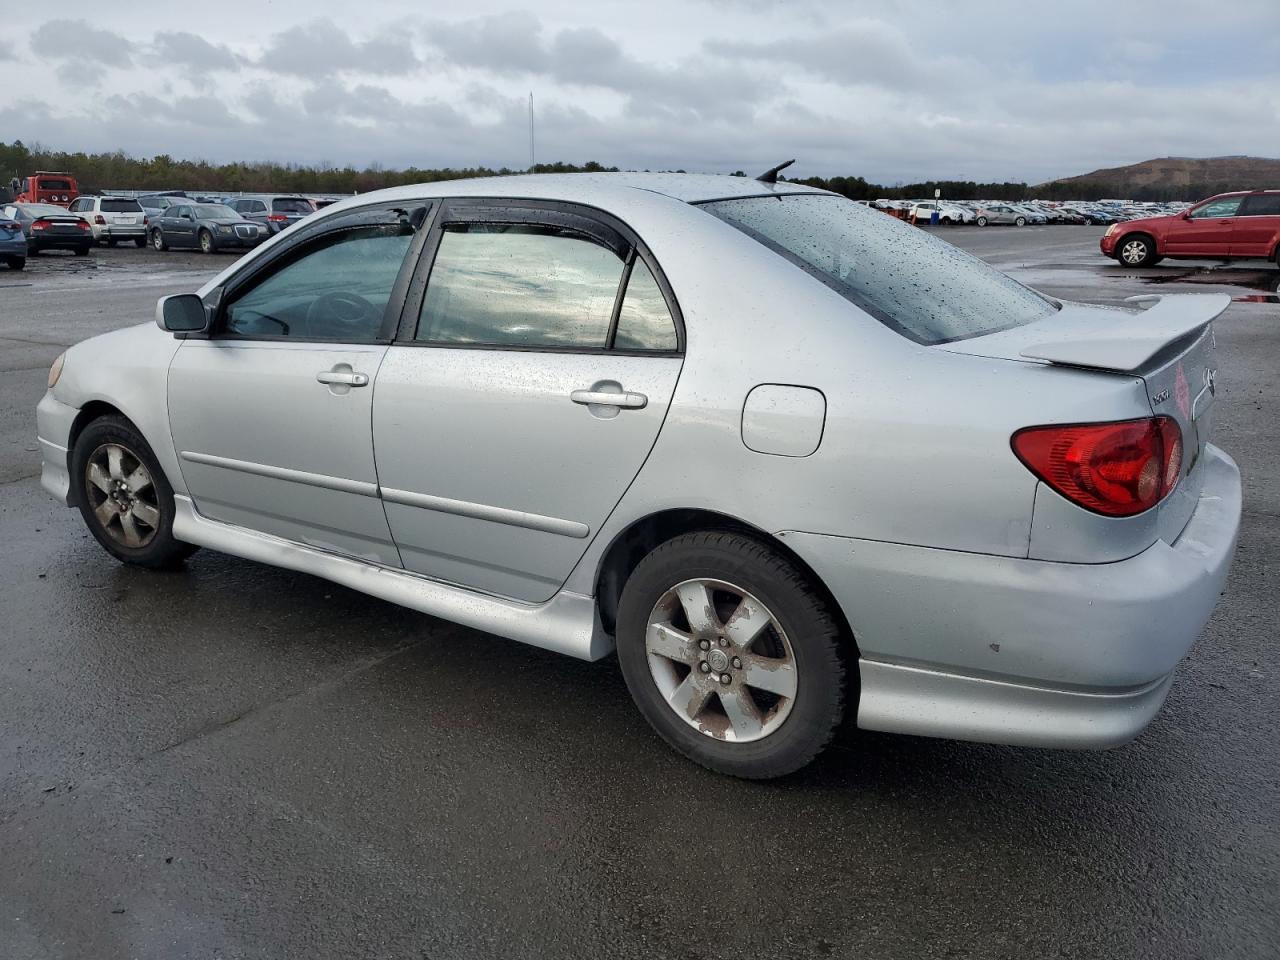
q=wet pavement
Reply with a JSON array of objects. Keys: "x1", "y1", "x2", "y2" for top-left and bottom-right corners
[{"x1": 1, "y1": 231, "x2": 1277, "y2": 959}]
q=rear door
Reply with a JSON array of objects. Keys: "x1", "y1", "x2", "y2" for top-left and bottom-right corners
[
  {"x1": 168, "y1": 203, "x2": 428, "y2": 563},
  {"x1": 1231, "y1": 193, "x2": 1280, "y2": 258},
  {"x1": 1164, "y1": 196, "x2": 1242, "y2": 256},
  {"x1": 372, "y1": 199, "x2": 684, "y2": 602}
]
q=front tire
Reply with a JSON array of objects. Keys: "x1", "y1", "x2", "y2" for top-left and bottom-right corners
[
  {"x1": 1118, "y1": 235, "x2": 1157, "y2": 267},
  {"x1": 616, "y1": 531, "x2": 849, "y2": 779},
  {"x1": 976, "y1": 216, "x2": 988, "y2": 226},
  {"x1": 152, "y1": 229, "x2": 168, "y2": 251},
  {"x1": 198, "y1": 229, "x2": 215, "y2": 254},
  {"x1": 1015, "y1": 216, "x2": 1026, "y2": 227},
  {"x1": 70, "y1": 415, "x2": 198, "y2": 570}
]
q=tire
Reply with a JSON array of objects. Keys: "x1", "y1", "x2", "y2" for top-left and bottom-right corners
[
  {"x1": 615, "y1": 531, "x2": 849, "y2": 779},
  {"x1": 1117, "y1": 234, "x2": 1157, "y2": 267},
  {"x1": 8, "y1": 256, "x2": 24, "y2": 270},
  {"x1": 106, "y1": 238, "x2": 117, "y2": 247},
  {"x1": 152, "y1": 229, "x2": 168, "y2": 251},
  {"x1": 70, "y1": 415, "x2": 199, "y2": 570},
  {"x1": 74, "y1": 245, "x2": 90, "y2": 256},
  {"x1": 134, "y1": 237, "x2": 146, "y2": 248},
  {"x1": 976, "y1": 216, "x2": 988, "y2": 226},
  {"x1": 1015, "y1": 216, "x2": 1026, "y2": 227},
  {"x1": 198, "y1": 229, "x2": 215, "y2": 254}
]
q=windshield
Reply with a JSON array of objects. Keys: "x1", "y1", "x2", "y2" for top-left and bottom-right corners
[
  {"x1": 192, "y1": 204, "x2": 236, "y2": 219},
  {"x1": 699, "y1": 194, "x2": 1057, "y2": 344}
]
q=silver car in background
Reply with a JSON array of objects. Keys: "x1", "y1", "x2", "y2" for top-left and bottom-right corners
[
  {"x1": 36, "y1": 174, "x2": 1241, "y2": 778},
  {"x1": 67, "y1": 196, "x2": 148, "y2": 246}
]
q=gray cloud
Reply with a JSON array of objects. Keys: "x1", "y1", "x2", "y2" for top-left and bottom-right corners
[
  {"x1": 153, "y1": 31, "x2": 242, "y2": 71},
  {"x1": 31, "y1": 19, "x2": 132, "y2": 66},
  {"x1": 257, "y1": 19, "x2": 419, "y2": 76}
]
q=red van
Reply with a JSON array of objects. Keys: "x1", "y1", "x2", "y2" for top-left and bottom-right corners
[
  {"x1": 1100, "y1": 190, "x2": 1280, "y2": 267},
  {"x1": 13, "y1": 172, "x2": 80, "y2": 207}
]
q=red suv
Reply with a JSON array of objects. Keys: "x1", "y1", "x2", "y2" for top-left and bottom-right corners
[{"x1": 1100, "y1": 190, "x2": 1280, "y2": 268}]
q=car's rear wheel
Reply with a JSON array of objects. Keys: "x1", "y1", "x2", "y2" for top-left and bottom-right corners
[
  {"x1": 3, "y1": 256, "x2": 22, "y2": 270},
  {"x1": 616, "y1": 531, "x2": 848, "y2": 779},
  {"x1": 151, "y1": 229, "x2": 167, "y2": 251},
  {"x1": 976, "y1": 216, "x2": 988, "y2": 226},
  {"x1": 198, "y1": 229, "x2": 215, "y2": 254},
  {"x1": 1118, "y1": 235, "x2": 1157, "y2": 267},
  {"x1": 74, "y1": 244, "x2": 90, "y2": 256},
  {"x1": 70, "y1": 415, "x2": 198, "y2": 570}
]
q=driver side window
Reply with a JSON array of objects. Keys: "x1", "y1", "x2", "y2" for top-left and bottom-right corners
[{"x1": 224, "y1": 225, "x2": 413, "y2": 341}]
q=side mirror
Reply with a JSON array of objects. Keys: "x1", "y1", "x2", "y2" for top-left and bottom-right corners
[{"x1": 156, "y1": 293, "x2": 210, "y2": 336}]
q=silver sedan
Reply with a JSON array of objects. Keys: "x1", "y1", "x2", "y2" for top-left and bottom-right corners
[{"x1": 36, "y1": 174, "x2": 1241, "y2": 778}]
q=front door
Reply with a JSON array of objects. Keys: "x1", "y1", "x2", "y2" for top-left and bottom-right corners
[
  {"x1": 168, "y1": 208, "x2": 425, "y2": 564},
  {"x1": 372, "y1": 200, "x2": 684, "y2": 602},
  {"x1": 1163, "y1": 195, "x2": 1242, "y2": 257}
]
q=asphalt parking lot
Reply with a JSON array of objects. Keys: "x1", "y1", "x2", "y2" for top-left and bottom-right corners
[{"x1": 1, "y1": 228, "x2": 1277, "y2": 959}]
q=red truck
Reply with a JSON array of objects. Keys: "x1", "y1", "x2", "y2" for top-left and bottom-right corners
[
  {"x1": 1100, "y1": 189, "x2": 1280, "y2": 267},
  {"x1": 10, "y1": 171, "x2": 80, "y2": 207}
]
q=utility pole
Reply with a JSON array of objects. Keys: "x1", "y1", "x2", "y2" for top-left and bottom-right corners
[{"x1": 528, "y1": 93, "x2": 535, "y2": 172}]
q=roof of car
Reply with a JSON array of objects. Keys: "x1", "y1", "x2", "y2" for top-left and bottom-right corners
[{"x1": 322, "y1": 172, "x2": 831, "y2": 213}]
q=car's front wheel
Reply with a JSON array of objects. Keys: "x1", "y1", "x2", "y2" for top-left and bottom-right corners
[
  {"x1": 616, "y1": 531, "x2": 849, "y2": 779},
  {"x1": 198, "y1": 229, "x2": 215, "y2": 254},
  {"x1": 1118, "y1": 235, "x2": 1157, "y2": 267},
  {"x1": 152, "y1": 229, "x2": 168, "y2": 251},
  {"x1": 1015, "y1": 216, "x2": 1026, "y2": 227},
  {"x1": 70, "y1": 415, "x2": 198, "y2": 570},
  {"x1": 976, "y1": 216, "x2": 988, "y2": 226}
]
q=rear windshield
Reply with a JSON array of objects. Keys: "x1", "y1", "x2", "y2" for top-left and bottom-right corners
[
  {"x1": 22, "y1": 203, "x2": 70, "y2": 216},
  {"x1": 700, "y1": 194, "x2": 1057, "y2": 344},
  {"x1": 37, "y1": 179, "x2": 72, "y2": 190},
  {"x1": 272, "y1": 198, "x2": 312, "y2": 214},
  {"x1": 101, "y1": 198, "x2": 142, "y2": 213}
]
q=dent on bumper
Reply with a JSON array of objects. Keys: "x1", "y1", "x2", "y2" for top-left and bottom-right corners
[{"x1": 779, "y1": 444, "x2": 1241, "y2": 748}]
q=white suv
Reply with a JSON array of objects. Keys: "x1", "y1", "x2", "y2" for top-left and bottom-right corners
[{"x1": 67, "y1": 196, "x2": 148, "y2": 247}]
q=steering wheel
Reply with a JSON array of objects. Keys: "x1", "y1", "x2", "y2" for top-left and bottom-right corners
[{"x1": 304, "y1": 291, "x2": 376, "y2": 338}]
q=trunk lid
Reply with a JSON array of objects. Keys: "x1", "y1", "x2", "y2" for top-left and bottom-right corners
[{"x1": 943, "y1": 293, "x2": 1228, "y2": 542}]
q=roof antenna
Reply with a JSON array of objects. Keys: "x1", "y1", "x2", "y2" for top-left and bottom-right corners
[{"x1": 756, "y1": 159, "x2": 795, "y2": 184}]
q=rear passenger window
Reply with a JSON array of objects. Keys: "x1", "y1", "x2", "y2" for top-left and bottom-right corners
[
  {"x1": 418, "y1": 225, "x2": 624, "y2": 348},
  {"x1": 1240, "y1": 195, "x2": 1280, "y2": 216},
  {"x1": 614, "y1": 260, "x2": 677, "y2": 351}
]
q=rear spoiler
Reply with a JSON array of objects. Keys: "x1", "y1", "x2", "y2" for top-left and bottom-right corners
[{"x1": 1019, "y1": 293, "x2": 1230, "y2": 373}]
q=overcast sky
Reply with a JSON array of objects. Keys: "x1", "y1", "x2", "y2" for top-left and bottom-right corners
[{"x1": 3, "y1": 0, "x2": 1278, "y2": 184}]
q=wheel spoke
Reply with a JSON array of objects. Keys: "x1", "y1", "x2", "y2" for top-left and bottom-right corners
[
  {"x1": 723, "y1": 596, "x2": 773, "y2": 652},
  {"x1": 131, "y1": 501, "x2": 161, "y2": 529},
  {"x1": 667, "y1": 673, "x2": 713, "y2": 722},
  {"x1": 647, "y1": 621, "x2": 698, "y2": 664},
  {"x1": 742, "y1": 655, "x2": 798, "y2": 699},
  {"x1": 94, "y1": 498, "x2": 120, "y2": 525},
  {"x1": 118, "y1": 511, "x2": 143, "y2": 547},
  {"x1": 675, "y1": 581, "x2": 719, "y2": 636},
  {"x1": 86, "y1": 462, "x2": 114, "y2": 495},
  {"x1": 719, "y1": 687, "x2": 765, "y2": 739},
  {"x1": 106, "y1": 444, "x2": 125, "y2": 481},
  {"x1": 124, "y1": 464, "x2": 153, "y2": 494}
]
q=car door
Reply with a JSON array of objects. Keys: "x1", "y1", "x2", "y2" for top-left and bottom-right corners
[
  {"x1": 165, "y1": 205, "x2": 196, "y2": 246},
  {"x1": 168, "y1": 203, "x2": 429, "y2": 564},
  {"x1": 372, "y1": 199, "x2": 684, "y2": 602},
  {"x1": 1163, "y1": 195, "x2": 1242, "y2": 256},
  {"x1": 1231, "y1": 193, "x2": 1280, "y2": 257}
]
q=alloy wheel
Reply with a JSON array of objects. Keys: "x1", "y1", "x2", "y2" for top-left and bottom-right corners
[
  {"x1": 83, "y1": 442, "x2": 160, "y2": 548},
  {"x1": 1121, "y1": 239, "x2": 1149, "y2": 265},
  {"x1": 645, "y1": 578, "x2": 798, "y2": 743}
]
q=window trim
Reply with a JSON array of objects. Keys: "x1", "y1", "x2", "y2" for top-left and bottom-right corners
[
  {"x1": 394, "y1": 197, "x2": 684, "y2": 357},
  {"x1": 207, "y1": 200, "x2": 436, "y2": 345}
]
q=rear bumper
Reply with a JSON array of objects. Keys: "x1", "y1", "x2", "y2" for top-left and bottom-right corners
[
  {"x1": 93, "y1": 224, "x2": 146, "y2": 239},
  {"x1": 779, "y1": 444, "x2": 1241, "y2": 748},
  {"x1": 0, "y1": 236, "x2": 25, "y2": 256}
]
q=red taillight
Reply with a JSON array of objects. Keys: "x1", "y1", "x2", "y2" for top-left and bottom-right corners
[
  {"x1": 94, "y1": 215, "x2": 106, "y2": 224},
  {"x1": 267, "y1": 214, "x2": 288, "y2": 222},
  {"x1": 1011, "y1": 416, "x2": 1183, "y2": 517},
  {"x1": 143, "y1": 216, "x2": 149, "y2": 226},
  {"x1": 31, "y1": 219, "x2": 49, "y2": 231},
  {"x1": 78, "y1": 220, "x2": 90, "y2": 230}
]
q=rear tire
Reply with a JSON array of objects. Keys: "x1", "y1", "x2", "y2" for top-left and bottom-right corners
[
  {"x1": 1118, "y1": 234, "x2": 1157, "y2": 267},
  {"x1": 616, "y1": 531, "x2": 849, "y2": 779},
  {"x1": 4, "y1": 256, "x2": 22, "y2": 270},
  {"x1": 70, "y1": 415, "x2": 198, "y2": 570},
  {"x1": 74, "y1": 244, "x2": 90, "y2": 256},
  {"x1": 976, "y1": 216, "x2": 988, "y2": 226}
]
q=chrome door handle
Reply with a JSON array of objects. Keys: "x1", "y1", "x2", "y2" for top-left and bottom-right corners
[
  {"x1": 316, "y1": 371, "x2": 369, "y2": 387},
  {"x1": 571, "y1": 389, "x2": 647, "y2": 409}
]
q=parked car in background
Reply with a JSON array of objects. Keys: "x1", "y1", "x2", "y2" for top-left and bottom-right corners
[
  {"x1": 67, "y1": 196, "x2": 148, "y2": 247},
  {"x1": 2, "y1": 202, "x2": 92, "y2": 255},
  {"x1": 0, "y1": 210, "x2": 27, "y2": 269},
  {"x1": 975, "y1": 204, "x2": 1029, "y2": 226},
  {"x1": 1101, "y1": 190, "x2": 1280, "y2": 267},
  {"x1": 228, "y1": 195, "x2": 315, "y2": 234},
  {"x1": 149, "y1": 202, "x2": 268, "y2": 254},
  {"x1": 908, "y1": 201, "x2": 973, "y2": 224},
  {"x1": 35, "y1": 174, "x2": 1240, "y2": 779},
  {"x1": 10, "y1": 171, "x2": 79, "y2": 207},
  {"x1": 138, "y1": 193, "x2": 189, "y2": 219}
]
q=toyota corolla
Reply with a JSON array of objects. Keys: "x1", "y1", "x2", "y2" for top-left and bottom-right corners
[{"x1": 36, "y1": 172, "x2": 1241, "y2": 778}]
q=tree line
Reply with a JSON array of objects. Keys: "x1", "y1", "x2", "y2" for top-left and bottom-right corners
[{"x1": 0, "y1": 140, "x2": 1243, "y2": 201}]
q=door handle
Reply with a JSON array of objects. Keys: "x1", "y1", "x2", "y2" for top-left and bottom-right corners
[
  {"x1": 571, "y1": 389, "x2": 647, "y2": 409},
  {"x1": 316, "y1": 370, "x2": 369, "y2": 387}
]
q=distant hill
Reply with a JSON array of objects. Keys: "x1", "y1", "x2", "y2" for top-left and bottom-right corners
[{"x1": 1039, "y1": 156, "x2": 1280, "y2": 200}]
